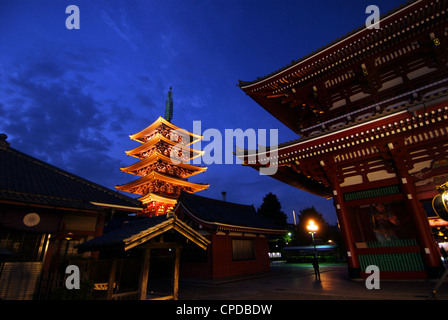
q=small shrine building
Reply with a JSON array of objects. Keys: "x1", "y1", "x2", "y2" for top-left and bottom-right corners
[
  {"x1": 237, "y1": 0, "x2": 448, "y2": 279},
  {"x1": 175, "y1": 191, "x2": 286, "y2": 279}
]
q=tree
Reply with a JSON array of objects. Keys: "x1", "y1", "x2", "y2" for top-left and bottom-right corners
[
  {"x1": 295, "y1": 206, "x2": 331, "y2": 245},
  {"x1": 257, "y1": 192, "x2": 288, "y2": 227}
]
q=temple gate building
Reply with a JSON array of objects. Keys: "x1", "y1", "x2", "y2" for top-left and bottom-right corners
[
  {"x1": 237, "y1": 0, "x2": 448, "y2": 279},
  {"x1": 116, "y1": 88, "x2": 209, "y2": 217}
]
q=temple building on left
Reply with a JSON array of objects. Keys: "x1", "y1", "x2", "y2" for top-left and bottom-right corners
[{"x1": 0, "y1": 134, "x2": 142, "y2": 300}]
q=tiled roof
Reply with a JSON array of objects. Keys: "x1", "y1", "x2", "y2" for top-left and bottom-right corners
[
  {"x1": 238, "y1": 0, "x2": 416, "y2": 87},
  {"x1": 0, "y1": 140, "x2": 142, "y2": 211},
  {"x1": 76, "y1": 215, "x2": 166, "y2": 252},
  {"x1": 176, "y1": 191, "x2": 286, "y2": 232}
]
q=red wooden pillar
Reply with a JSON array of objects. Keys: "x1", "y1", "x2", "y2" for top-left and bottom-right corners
[
  {"x1": 388, "y1": 142, "x2": 441, "y2": 278},
  {"x1": 333, "y1": 179, "x2": 361, "y2": 278},
  {"x1": 322, "y1": 159, "x2": 361, "y2": 278}
]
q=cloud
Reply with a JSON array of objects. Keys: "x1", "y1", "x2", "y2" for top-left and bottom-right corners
[
  {"x1": 0, "y1": 46, "x2": 138, "y2": 189},
  {"x1": 100, "y1": 9, "x2": 138, "y2": 52}
]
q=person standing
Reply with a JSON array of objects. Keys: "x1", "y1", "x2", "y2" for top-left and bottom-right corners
[{"x1": 312, "y1": 254, "x2": 320, "y2": 280}]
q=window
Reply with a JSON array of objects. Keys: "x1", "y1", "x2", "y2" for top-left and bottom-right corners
[
  {"x1": 0, "y1": 228, "x2": 48, "y2": 262},
  {"x1": 232, "y1": 239, "x2": 255, "y2": 261}
]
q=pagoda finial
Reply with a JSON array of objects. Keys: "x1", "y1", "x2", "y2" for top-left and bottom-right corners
[{"x1": 164, "y1": 86, "x2": 173, "y2": 122}]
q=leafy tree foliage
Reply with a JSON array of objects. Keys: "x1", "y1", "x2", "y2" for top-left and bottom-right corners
[
  {"x1": 257, "y1": 192, "x2": 288, "y2": 227},
  {"x1": 295, "y1": 206, "x2": 333, "y2": 245}
]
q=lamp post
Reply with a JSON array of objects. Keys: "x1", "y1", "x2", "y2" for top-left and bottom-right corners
[
  {"x1": 307, "y1": 219, "x2": 319, "y2": 254},
  {"x1": 307, "y1": 219, "x2": 320, "y2": 280}
]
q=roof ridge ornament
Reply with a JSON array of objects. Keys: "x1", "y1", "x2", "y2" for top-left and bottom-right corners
[
  {"x1": 0, "y1": 133, "x2": 10, "y2": 149},
  {"x1": 166, "y1": 210, "x2": 176, "y2": 218}
]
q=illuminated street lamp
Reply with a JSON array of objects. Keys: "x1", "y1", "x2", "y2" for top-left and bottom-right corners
[
  {"x1": 307, "y1": 219, "x2": 320, "y2": 280},
  {"x1": 306, "y1": 220, "x2": 319, "y2": 254}
]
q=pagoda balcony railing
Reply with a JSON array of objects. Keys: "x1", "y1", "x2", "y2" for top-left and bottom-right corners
[{"x1": 143, "y1": 131, "x2": 189, "y2": 145}]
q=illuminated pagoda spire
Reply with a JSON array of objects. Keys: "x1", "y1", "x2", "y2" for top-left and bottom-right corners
[
  {"x1": 164, "y1": 87, "x2": 173, "y2": 122},
  {"x1": 116, "y1": 88, "x2": 208, "y2": 217}
]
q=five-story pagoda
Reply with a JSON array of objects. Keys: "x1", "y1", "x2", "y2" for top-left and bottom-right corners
[{"x1": 116, "y1": 88, "x2": 209, "y2": 216}]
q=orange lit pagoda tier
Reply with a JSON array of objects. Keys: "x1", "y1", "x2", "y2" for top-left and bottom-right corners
[{"x1": 116, "y1": 92, "x2": 208, "y2": 217}]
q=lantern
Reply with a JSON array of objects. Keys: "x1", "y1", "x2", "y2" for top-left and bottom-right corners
[{"x1": 432, "y1": 182, "x2": 448, "y2": 221}]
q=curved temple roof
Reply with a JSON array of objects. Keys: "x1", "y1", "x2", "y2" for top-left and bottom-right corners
[
  {"x1": 129, "y1": 116, "x2": 202, "y2": 145},
  {"x1": 76, "y1": 215, "x2": 210, "y2": 253},
  {"x1": 115, "y1": 170, "x2": 209, "y2": 194},
  {"x1": 120, "y1": 151, "x2": 207, "y2": 177},
  {"x1": 238, "y1": 0, "x2": 419, "y2": 88},
  {"x1": 237, "y1": 0, "x2": 448, "y2": 137},
  {"x1": 0, "y1": 140, "x2": 142, "y2": 211},
  {"x1": 175, "y1": 191, "x2": 286, "y2": 234}
]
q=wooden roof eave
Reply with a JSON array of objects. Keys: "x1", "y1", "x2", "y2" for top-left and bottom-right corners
[
  {"x1": 115, "y1": 171, "x2": 209, "y2": 194},
  {"x1": 0, "y1": 198, "x2": 100, "y2": 214},
  {"x1": 123, "y1": 216, "x2": 210, "y2": 251},
  {"x1": 90, "y1": 201, "x2": 143, "y2": 212},
  {"x1": 175, "y1": 202, "x2": 286, "y2": 235},
  {"x1": 130, "y1": 116, "x2": 203, "y2": 145},
  {"x1": 238, "y1": 0, "x2": 425, "y2": 92},
  {"x1": 242, "y1": 162, "x2": 332, "y2": 199},
  {"x1": 120, "y1": 152, "x2": 207, "y2": 175},
  {"x1": 129, "y1": 116, "x2": 178, "y2": 140},
  {"x1": 126, "y1": 134, "x2": 179, "y2": 155},
  {"x1": 138, "y1": 193, "x2": 178, "y2": 205},
  {"x1": 125, "y1": 136, "x2": 205, "y2": 160}
]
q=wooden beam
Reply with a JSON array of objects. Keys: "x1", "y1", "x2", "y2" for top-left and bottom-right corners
[
  {"x1": 124, "y1": 218, "x2": 210, "y2": 251},
  {"x1": 106, "y1": 258, "x2": 118, "y2": 300},
  {"x1": 143, "y1": 242, "x2": 182, "y2": 249},
  {"x1": 138, "y1": 247, "x2": 151, "y2": 300},
  {"x1": 173, "y1": 224, "x2": 209, "y2": 250},
  {"x1": 267, "y1": 93, "x2": 287, "y2": 99},
  {"x1": 124, "y1": 222, "x2": 174, "y2": 250},
  {"x1": 150, "y1": 295, "x2": 174, "y2": 300},
  {"x1": 173, "y1": 247, "x2": 181, "y2": 300}
]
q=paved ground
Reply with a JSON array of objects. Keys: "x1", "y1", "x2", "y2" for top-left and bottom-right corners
[{"x1": 178, "y1": 261, "x2": 448, "y2": 300}]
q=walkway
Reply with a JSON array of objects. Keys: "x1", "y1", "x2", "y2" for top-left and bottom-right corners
[{"x1": 179, "y1": 262, "x2": 448, "y2": 300}]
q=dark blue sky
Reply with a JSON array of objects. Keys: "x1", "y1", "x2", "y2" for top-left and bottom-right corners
[{"x1": 0, "y1": 0, "x2": 405, "y2": 225}]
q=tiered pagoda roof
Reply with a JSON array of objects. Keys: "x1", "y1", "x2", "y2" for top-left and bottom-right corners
[
  {"x1": 129, "y1": 116, "x2": 202, "y2": 145},
  {"x1": 116, "y1": 90, "x2": 208, "y2": 216},
  {"x1": 120, "y1": 151, "x2": 207, "y2": 177}
]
